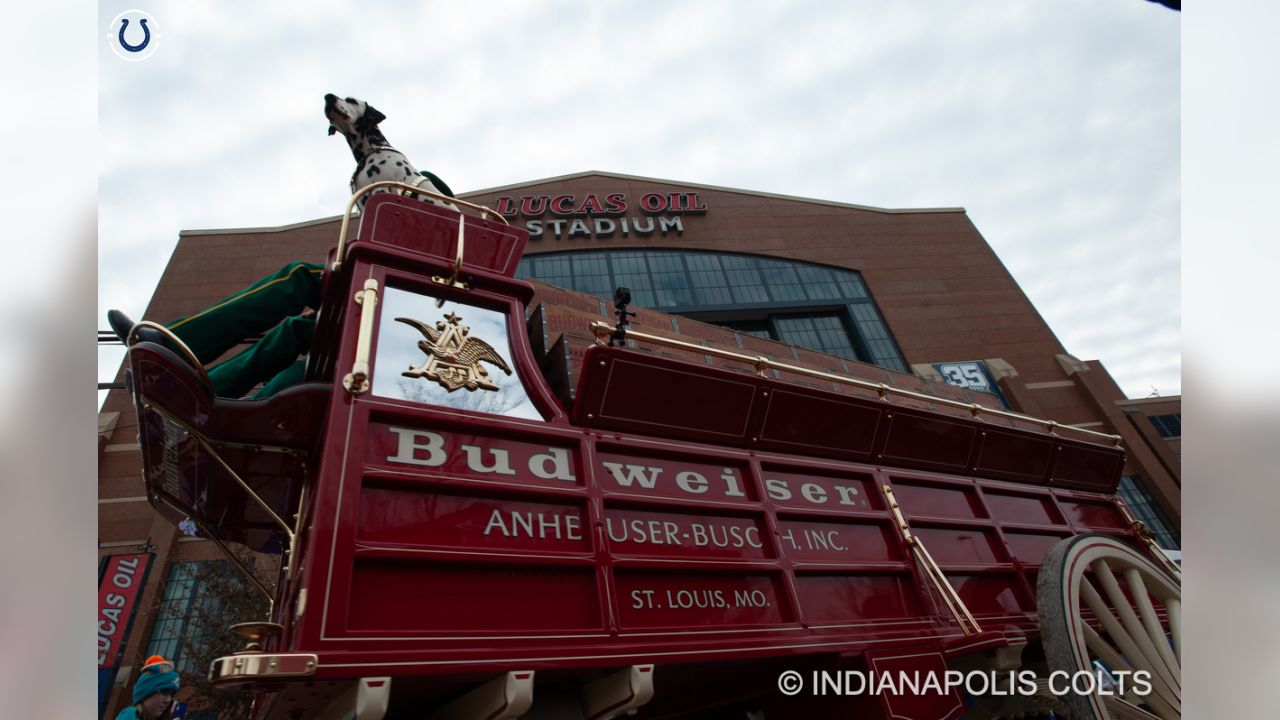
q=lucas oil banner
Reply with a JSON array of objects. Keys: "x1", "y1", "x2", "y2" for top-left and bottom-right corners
[{"x1": 98, "y1": 553, "x2": 153, "y2": 715}]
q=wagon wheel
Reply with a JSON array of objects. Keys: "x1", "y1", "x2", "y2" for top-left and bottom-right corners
[{"x1": 1037, "y1": 533, "x2": 1181, "y2": 719}]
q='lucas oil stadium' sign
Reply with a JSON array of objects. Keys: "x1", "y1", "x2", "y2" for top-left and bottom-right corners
[{"x1": 493, "y1": 191, "x2": 708, "y2": 241}]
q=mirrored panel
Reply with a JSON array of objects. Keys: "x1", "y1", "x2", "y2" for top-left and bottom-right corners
[{"x1": 372, "y1": 287, "x2": 542, "y2": 420}]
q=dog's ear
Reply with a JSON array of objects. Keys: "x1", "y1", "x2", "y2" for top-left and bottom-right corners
[
  {"x1": 327, "y1": 125, "x2": 337, "y2": 136},
  {"x1": 364, "y1": 104, "x2": 386, "y2": 125}
]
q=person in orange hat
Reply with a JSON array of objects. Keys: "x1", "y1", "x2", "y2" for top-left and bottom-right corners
[{"x1": 116, "y1": 655, "x2": 179, "y2": 720}]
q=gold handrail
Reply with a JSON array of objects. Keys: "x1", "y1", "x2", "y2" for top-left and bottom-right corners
[
  {"x1": 128, "y1": 321, "x2": 213, "y2": 389},
  {"x1": 287, "y1": 479, "x2": 309, "y2": 581},
  {"x1": 191, "y1": 515, "x2": 276, "y2": 612},
  {"x1": 430, "y1": 214, "x2": 469, "y2": 307},
  {"x1": 332, "y1": 181, "x2": 507, "y2": 272},
  {"x1": 884, "y1": 485, "x2": 983, "y2": 635},
  {"x1": 342, "y1": 279, "x2": 379, "y2": 396},
  {"x1": 150, "y1": 490, "x2": 273, "y2": 606},
  {"x1": 590, "y1": 321, "x2": 1123, "y2": 447}
]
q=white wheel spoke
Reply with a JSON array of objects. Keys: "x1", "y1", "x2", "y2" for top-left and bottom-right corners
[
  {"x1": 1080, "y1": 578, "x2": 1153, "y2": 680},
  {"x1": 1083, "y1": 623, "x2": 1134, "y2": 673},
  {"x1": 1078, "y1": 603, "x2": 1179, "y2": 719},
  {"x1": 1125, "y1": 568, "x2": 1180, "y2": 682},
  {"x1": 1092, "y1": 560, "x2": 1179, "y2": 705},
  {"x1": 1040, "y1": 535, "x2": 1183, "y2": 720}
]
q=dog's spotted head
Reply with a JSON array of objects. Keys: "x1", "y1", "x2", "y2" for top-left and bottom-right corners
[{"x1": 324, "y1": 93, "x2": 386, "y2": 141}]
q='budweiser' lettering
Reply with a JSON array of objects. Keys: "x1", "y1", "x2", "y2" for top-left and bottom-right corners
[
  {"x1": 384, "y1": 427, "x2": 577, "y2": 483},
  {"x1": 596, "y1": 453, "x2": 868, "y2": 511},
  {"x1": 377, "y1": 427, "x2": 869, "y2": 513},
  {"x1": 599, "y1": 458, "x2": 747, "y2": 500}
]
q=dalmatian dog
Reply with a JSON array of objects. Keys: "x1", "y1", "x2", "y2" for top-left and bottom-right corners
[{"x1": 324, "y1": 93, "x2": 455, "y2": 209}]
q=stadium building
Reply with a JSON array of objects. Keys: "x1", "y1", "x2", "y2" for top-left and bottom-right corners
[{"x1": 97, "y1": 171, "x2": 1179, "y2": 718}]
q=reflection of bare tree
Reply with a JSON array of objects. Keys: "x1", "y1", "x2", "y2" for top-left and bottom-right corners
[
  {"x1": 152, "y1": 548, "x2": 278, "y2": 719},
  {"x1": 395, "y1": 374, "x2": 529, "y2": 416},
  {"x1": 374, "y1": 289, "x2": 541, "y2": 419}
]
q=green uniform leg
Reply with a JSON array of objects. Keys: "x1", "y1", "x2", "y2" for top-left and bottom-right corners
[
  {"x1": 167, "y1": 262, "x2": 324, "y2": 364},
  {"x1": 251, "y1": 358, "x2": 309, "y2": 400},
  {"x1": 206, "y1": 315, "x2": 316, "y2": 398}
]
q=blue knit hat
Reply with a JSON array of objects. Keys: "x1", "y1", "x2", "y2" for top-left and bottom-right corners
[{"x1": 132, "y1": 655, "x2": 180, "y2": 704}]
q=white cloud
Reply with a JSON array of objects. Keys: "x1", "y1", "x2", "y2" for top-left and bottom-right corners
[{"x1": 98, "y1": 0, "x2": 1179, "y2": 399}]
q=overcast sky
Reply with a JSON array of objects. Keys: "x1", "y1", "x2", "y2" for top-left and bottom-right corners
[{"x1": 98, "y1": 0, "x2": 1180, "y2": 402}]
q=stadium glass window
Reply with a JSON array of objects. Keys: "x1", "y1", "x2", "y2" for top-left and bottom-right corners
[
  {"x1": 517, "y1": 249, "x2": 908, "y2": 372},
  {"x1": 146, "y1": 562, "x2": 209, "y2": 672},
  {"x1": 144, "y1": 561, "x2": 236, "y2": 673},
  {"x1": 721, "y1": 318, "x2": 772, "y2": 339},
  {"x1": 685, "y1": 254, "x2": 735, "y2": 305},
  {"x1": 1148, "y1": 413, "x2": 1181, "y2": 438},
  {"x1": 773, "y1": 313, "x2": 859, "y2": 359},
  {"x1": 1116, "y1": 476, "x2": 1180, "y2": 550},
  {"x1": 571, "y1": 255, "x2": 612, "y2": 295}
]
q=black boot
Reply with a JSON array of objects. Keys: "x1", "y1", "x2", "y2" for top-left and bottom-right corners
[
  {"x1": 107, "y1": 309, "x2": 169, "y2": 349},
  {"x1": 107, "y1": 309, "x2": 137, "y2": 344}
]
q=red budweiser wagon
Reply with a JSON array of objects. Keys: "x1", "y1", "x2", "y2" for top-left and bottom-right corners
[{"x1": 124, "y1": 184, "x2": 1181, "y2": 720}]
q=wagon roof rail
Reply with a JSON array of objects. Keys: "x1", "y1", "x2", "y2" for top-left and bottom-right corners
[{"x1": 590, "y1": 321, "x2": 1123, "y2": 447}]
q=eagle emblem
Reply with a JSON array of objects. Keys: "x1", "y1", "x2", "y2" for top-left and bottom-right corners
[{"x1": 396, "y1": 312, "x2": 512, "y2": 392}]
